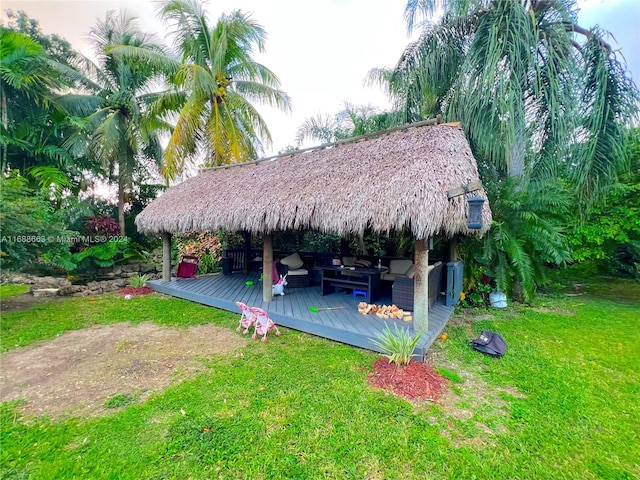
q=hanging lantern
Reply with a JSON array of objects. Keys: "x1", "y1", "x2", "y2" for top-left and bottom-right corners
[{"x1": 467, "y1": 196, "x2": 485, "y2": 229}]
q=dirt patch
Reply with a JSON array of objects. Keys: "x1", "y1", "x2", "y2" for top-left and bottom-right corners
[
  {"x1": 424, "y1": 349, "x2": 525, "y2": 448},
  {"x1": 367, "y1": 358, "x2": 449, "y2": 402},
  {"x1": 0, "y1": 322, "x2": 247, "y2": 419},
  {"x1": 435, "y1": 357, "x2": 525, "y2": 415},
  {"x1": 1, "y1": 293, "x2": 62, "y2": 312}
]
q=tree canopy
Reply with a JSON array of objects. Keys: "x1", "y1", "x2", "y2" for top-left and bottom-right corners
[
  {"x1": 59, "y1": 11, "x2": 167, "y2": 235},
  {"x1": 110, "y1": 0, "x2": 292, "y2": 181},
  {"x1": 371, "y1": 0, "x2": 639, "y2": 204},
  {"x1": 366, "y1": 0, "x2": 639, "y2": 300}
]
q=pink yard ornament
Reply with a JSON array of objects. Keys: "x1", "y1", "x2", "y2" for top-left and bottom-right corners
[{"x1": 250, "y1": 307, "x2": 281, "y2": 342}]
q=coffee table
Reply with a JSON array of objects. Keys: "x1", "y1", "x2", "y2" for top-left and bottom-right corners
[{"x1": 319, "y1": 266, "x2": 385, "y2": 302}]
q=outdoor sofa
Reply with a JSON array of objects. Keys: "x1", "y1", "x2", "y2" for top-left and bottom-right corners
[{"x1": 391, "y1": 261, "x2": 444, "y2": 311}]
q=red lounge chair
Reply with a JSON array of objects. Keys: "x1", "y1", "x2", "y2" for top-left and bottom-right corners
[{"x1": 176, "y1": 255, "x2": 200, "y2": 279}]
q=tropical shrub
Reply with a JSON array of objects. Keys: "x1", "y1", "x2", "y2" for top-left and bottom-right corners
[
  {"x1": 301, "y1": 232, "x2": 341, "y2": 254},
  {"x1": 0, "y1": 172, "x2": 70, "y2": 271},
  {"x1": 175, "y1": 231, "x2": 223, "y2": 274},
  {"x1": 565, "y1": 128, "x2": 640, "y2": 278},
  {"x1": 129, "y1": 274, "x2": 149, "y2": 288},
  {"x1": 370, "y1": 323, "x2": 423, "y2": 366},
  {"x1": 44, "y1": 239, "x2": 146, "y2": 274},
  {"x1": 459, "y1": 283, "x2": 492, "y2": 309},
  {"x1": 271, "y1": 231, "x2": 341, "y2": 255},
  {"x1": 459, "y1": 177, "x2": 572, "y2": 303},
  {"x1": 85, "y1": 216, "x2": 120, "y2": 238}
]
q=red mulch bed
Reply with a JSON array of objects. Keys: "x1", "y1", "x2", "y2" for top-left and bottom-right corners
[
  {"x1": 367, "y1": 357, "x2": 449, "y2": 402},
  {"x1": 117, "y1": 286, "x2": 154, "y2": 296}
]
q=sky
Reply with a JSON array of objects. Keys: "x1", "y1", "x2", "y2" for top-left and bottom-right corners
[{"x1": 3, "y1": 0, "x2": 640, "y2": 157}]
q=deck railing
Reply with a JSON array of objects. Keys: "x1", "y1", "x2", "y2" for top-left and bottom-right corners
[{"x1": 223, "y1": 250, "x2": 339, "y2": 271}]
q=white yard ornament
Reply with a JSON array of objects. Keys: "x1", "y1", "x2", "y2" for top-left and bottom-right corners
[{"x1": 272, "y1": 274, "x2": 288, "y2": 296}]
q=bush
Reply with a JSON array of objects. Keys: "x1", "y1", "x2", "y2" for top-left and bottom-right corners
[
  {"x1": 129, "y1": 274, "x2": 149, "y2": 288},
  {"x1": 565, "y1": 130, "x2": 640, "y2": 279},
  {"x1": 459, "y1": 177, "x2": 571, "y2": 303},
  {"x1": 0, "y1": 172, "x2": 71, "y2": 271},
  {"x1": 370, "y1": 323, "x2": 423, "y2": 366},
  {"x1": 175, "y1": 231, "x2": 222, "y2": 274},
  {"x1": 85, "y1": 216, "x2": 120, "y2": 238},
  {"x1": 44, "y1": 239, "x2": 146, "y2": 274}
]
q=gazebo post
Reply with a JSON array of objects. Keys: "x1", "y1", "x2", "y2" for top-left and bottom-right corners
[
  {"x1": 449, "y1": 236, "x2": 459, "y2": 261},
  {"x1": 243, "y1": 231, "x2": 252, "y2": 272},
  {"x1": 161, "y1": 232, "x2": 172, "y2": 282},
  {"x1": 413, "y1": 238, "x2": 429, "y2": 333},
  {"x1": 263, "y1": 233, "x2": 273, "y2": 302}
]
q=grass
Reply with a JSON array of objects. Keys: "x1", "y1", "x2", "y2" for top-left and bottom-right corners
[
  {"x1": 0, "y1": 284, "x2": 29, "y2": 299},
  {"x1": 104, "y1": 394, "x2": 135, "y2": 409},
  {"x1": 1, "y1": 279, "x2": 639, "y2": 479},
  {"x1": 0, "y1": 292, "x2": 234, "y2": 352}
]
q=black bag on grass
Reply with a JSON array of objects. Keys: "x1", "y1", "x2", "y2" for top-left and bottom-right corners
[{"x1": 471, "y1": 331, "x2": 507, "y2": 357}]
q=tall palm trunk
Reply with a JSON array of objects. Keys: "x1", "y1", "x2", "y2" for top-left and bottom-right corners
[
  {"x1": 1, "y1": 86, "x2": 7, "y2": 172},
  {"x1": 509, "y1": 126, "x2": 527, "y2": 178},
  {"x1": 117, "y1": 158, "x2": 126, "y2": 236}
]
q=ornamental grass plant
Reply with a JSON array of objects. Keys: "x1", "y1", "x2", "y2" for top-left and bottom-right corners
[{"x1": 370, "y1": 323, "x2": 423, "y2": 365}]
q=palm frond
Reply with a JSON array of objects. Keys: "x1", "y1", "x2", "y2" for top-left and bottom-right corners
[
  {"x1": 295, "y1": 114, "x2": 337, "y2": 146},
  {"x1": 106, "y1": 43, "x2": 180, "y2": 77},
  {"x1": 162, "y1": 94, "x2": 205, "y2": 179},
  {"x1": 574, "y1": 27, "x2": 639, "y2": 205},
  {"x1": 153, "y1": 0, "x2": 290, "y2": 180}
]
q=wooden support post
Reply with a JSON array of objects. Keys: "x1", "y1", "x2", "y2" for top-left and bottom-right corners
[
  {"x1": 413, "y1": 239, "x2": 429, "y2": 333},
  {"x1": 449, "y1": 236, "x2": 459, "y2": 261},
  {"x1": 161, "y1": 232, "x2": 172, "y2": 282},
  {"x1": 340, "y1": 238, "x2": 350, "y2": 257},
  {"x1": 243, "y1": 231, "x2": 251, "y2": 272},
  {"x1": 263, "y1": 233, "x2": 273, "y2": 302}
]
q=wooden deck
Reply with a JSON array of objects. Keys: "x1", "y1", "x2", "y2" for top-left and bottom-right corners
[{"x1": 147, "y1": 272, "x2": 454, "y2": 359}]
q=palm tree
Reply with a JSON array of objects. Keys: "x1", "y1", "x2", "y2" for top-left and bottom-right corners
[
  {"x1": 0, "y1": 28, "x2": 65, "y2": 171},
  {"x1": 152, "y1": 0, "x2": 292, "y2": 181},
  {"x1": 295, "y1": 103, "x2": 393, "y2": 146},
  {"x1": 1, "y1": 13, "x2": 112, "y2": 198},
  {"x1": 367, "y1": 0, "x2": 639, "y2": 300},
  {"x1": 61, "y1": 11, "x2": 167, "y2": 235},
  {"x1": 372, "y1": 0, "x2": 639, "y2": 201}
]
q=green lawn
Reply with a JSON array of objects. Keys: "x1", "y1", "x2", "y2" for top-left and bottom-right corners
[
  {"x1": 0, "y1": 284, "x2": 30, "y2": 299},
  {"x1": 1, "y1": 279, "x2": 639, "y2": 479}
]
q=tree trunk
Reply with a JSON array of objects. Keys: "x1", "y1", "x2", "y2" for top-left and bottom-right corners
[
  {"x1": 118, "y1": 172, "x2": 126, "y2": 236},
  {"x1": 509, "y1": 124, "x2": 527, "y2": 178},
  {"x1": 1, "y1": 87, "x2": 7, "y2": 172}
]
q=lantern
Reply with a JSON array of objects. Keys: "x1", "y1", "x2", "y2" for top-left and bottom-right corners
[{"x1": 467, "y1": 196, "x2": 485, "y2": 229}]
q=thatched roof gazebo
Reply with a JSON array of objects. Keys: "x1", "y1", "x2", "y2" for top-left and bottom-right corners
[{"x1": 136, "y1": 119, "x2": 492, "y2": 332}]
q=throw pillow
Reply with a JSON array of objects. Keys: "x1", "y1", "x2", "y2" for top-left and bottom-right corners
[
  {"x1": 281, "y1": 252, "x2": 304, "y2": 270},
  {"x1": 354, "y1": 259, "x2": 372, "y2": 268}
]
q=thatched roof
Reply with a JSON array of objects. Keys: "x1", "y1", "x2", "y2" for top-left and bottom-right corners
[{"x1": 136, "y1": 122, "x2": 492, "y2": 239}]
